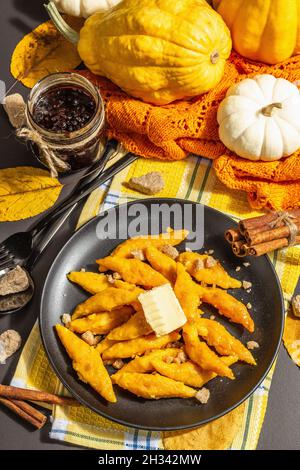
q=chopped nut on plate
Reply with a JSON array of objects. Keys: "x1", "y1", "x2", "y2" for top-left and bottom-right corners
[
  {"x1": 246, "y1": 303, "x2": 252, "y2": 309},
  {"x1": 62, "y1": 313, "x2": 71, "y2": 326},
  {"x1": 107, "y1": 272, "x2": 122, "y2": 283},
  {"x1": 210, "y1": 315, "x2": 216, "y2": 320},
  {"x1": 174, "y1": 350, "x2": 187, "y2": 364},
  {"x1": 243, "y1": 262, "x2": 250, "y2": 267},
  {"x1": 127, "y1": 172, "x2": 164, "y2": 195},
  {"x1": 160, "y1": 245, "x2": 179, "y2": 260},
  {"x1": 292, "y1": 295, "x2": 300, "y2": 318},
  {"x1": 193, "y1": 258, "x2": 204, "y2": 271},
  {"x1": 195, "y1": 387, "x2": 210, "y2": 404},
  {"x1": 236, "y1": 266, "x2": 241, "y2": 272},
  {"x1": 208, "y1": 249, "x2": 214, "y2": 255},
  {"x1": 112, "y1": 359, "x2": 124, "y2": 370},
  {"x1": 113, "y1": 272, "x2": 122, "y2": 280},
  {"x1": 107, "y1": 274, "x2": 115, "y2": 284},
  {"x1": 204, "y1": 256, "x2": 217, "y2": 268},
  {"x1": 81, "y1": 330, "x2": 97, "y2": 346},
  {"x1": 242, "y1": 280, "x2": 252, "y2": 290},
  {"x1": 247, "y1": 341, "x2": 259, "y2": 350},
  {"x1": 131, "y1": 249, "x2": 145, "y2": 261}
]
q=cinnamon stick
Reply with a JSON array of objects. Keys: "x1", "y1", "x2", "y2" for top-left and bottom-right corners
[
  {"x1": 248, "y1": 235, "x2": 300, "y2": 257},
  {"x1": 0, "y1": 397, "x2": 47, "y2": 429},
  {"x1": 0, "y1": 384, "x2": 79, "y2": 407},
  {"x1": 238, "y1": 209, "x2": 300, "y2": 235},
  {"x1": 232, "y1": 240, "x2": 249, "y2": 257},
  {"x1": 245, "y1": 218, "x2": 300, "y2": 245},
  {"x1": 225, "y1": 228, "x2": 242, "y2": 243}
]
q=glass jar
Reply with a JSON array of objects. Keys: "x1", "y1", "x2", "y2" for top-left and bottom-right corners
[{"x1": 26, "y1": 72, "x2": 106, "y2": 172}]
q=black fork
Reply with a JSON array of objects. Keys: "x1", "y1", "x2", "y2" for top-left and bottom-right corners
[{"x1": 0, "y1": 140, "x2": 137, "y2": 271}]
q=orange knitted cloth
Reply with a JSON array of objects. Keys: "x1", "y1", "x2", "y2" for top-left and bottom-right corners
[{"x1": 79, "y1": 52, "x2": 300, "y2": 210}]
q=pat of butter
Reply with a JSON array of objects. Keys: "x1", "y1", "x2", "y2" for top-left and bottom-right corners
[{"x1": 138, "y1": 284, "x2": 187, "y2": 337}]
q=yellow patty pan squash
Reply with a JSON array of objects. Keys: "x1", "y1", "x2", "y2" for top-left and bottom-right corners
[
  {"x1": 74, "y1": 0, "x2": 232, "y2": 104},
  {"x1": 213, "y1": 0, "x2": 300, "y2": 65}
]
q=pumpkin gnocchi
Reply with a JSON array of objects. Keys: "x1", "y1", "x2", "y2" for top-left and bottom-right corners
[{"x1": 56, "y1": 229, "x2": 257, "y2": 404}]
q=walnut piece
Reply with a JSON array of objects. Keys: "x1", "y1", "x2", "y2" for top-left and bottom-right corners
[
  {"x1": 247, "y1": 341, "x2": 259, "y2": 350},
  {"x1": 193, "y1": 259, "x2": 204, "y2": 271},
  {"x1": 195, "y1": 387, "x2": 210, "y2": 404},
  {"x1": 3, "y1": 93, "x2": 26, "y2": 128},
  {"x1": 0, "y1": 330, "x2": 22, "y2": 364},
  {"x1": 204, "y1": 256, "x2": 217, "y2": 268},
  {"x1": 131, "y1": 249, "x2": 145, "y2": 261},
  {"x1": 61, "y1": 313, "x2": 71, "y2": 327},
  {"x1": 112, "y1": 359, "x2": 124, "y2": 370},
  {"x1": 113, "y1": 272, "x2": 121, "y2": 280},
  {"x1": 127, "y1": 172, "x2": 164, "y2": 195},
  {"x1": 0, "y1": 266, "x2": 29, "y2": 296},
  {"x1": 106, "y1": 274, "x2": 115, "y2": 284},
  {"x1": 292, "y1": 295, "x2": 300, "y2": 318},
  {"x1": 160, "y1": 245, "x2": 179, "y2": 260},
  {"x1": 242, "y1": 280, "x2": 252, "y2": 290},
  {"x1": 81, "y1": 331, "x2": 97, "y2": 346},
  {"x1": 174, "y1": 351, "x2": 187, "y2": 364}
]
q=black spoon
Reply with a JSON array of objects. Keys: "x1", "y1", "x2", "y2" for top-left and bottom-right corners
[{"x1": 0, "y1": 146, "x2": 138, "y2": 314}]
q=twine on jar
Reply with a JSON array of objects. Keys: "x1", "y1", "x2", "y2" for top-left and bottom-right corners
[
  {"x1": 269, "y1": 211, "x2": 298, "y2": 246},
  {"x1": 16, "y1": 127, "x2": 70, "y2": 178}
]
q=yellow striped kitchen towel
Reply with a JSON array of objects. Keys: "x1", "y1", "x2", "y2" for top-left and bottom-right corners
[{"x1": 11, "y1": 153, "x2": 300, "y2": 450}]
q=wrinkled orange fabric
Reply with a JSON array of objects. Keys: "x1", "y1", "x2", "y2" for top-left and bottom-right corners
[{"x1": 79, "y1": 52, "x2": 300, "y2": 210}]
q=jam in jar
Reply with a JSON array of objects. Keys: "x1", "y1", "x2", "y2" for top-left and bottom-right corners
[{"x1": 26, "y1": 72, "x2": 106, "y2": 172}]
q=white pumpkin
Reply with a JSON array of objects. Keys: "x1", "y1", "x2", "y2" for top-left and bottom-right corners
[
  {"x1": 217, "y1": 74, "x2": 300, "y2": 161},
  {"x1": 53, "y1": 0, "x2": 121, "y2": 18}
]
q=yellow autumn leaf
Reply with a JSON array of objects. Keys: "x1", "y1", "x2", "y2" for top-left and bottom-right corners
[
  {"x1": 10, "y1": 16, "x2": 84, "y2": 88},
  {"x1": 283, "y1": 310, "x2": 300, "y2": 367},
  {"x1": 0, "y1": 167, "x2": 62, "y2": 221}
]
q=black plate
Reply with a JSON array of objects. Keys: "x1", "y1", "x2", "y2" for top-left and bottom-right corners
[{"x1": 40, "y1": 198, "x2": 284, "y2": 431}]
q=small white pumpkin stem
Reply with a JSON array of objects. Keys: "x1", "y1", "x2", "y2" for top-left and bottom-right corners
[
  {"x1": 261, "y1": 102, "x2": 283, "y2": 117},
  {"x1": 210, "y1": 51, "x2": 219, "y2": 64},
  {"x1": 44, "y1": 2, "x2": 79, "y2": 44}
]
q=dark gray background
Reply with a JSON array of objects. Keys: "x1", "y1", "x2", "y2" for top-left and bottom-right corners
[{"x1": 0, "y1": 0, "x2": 299, "y2": 450}]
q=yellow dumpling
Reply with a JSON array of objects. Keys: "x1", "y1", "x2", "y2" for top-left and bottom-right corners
[
  {"x1": 72, "y1": 286, "x2": 143, "y2": 319},
  {"x1": 183, "y1": 322, "x2": 234, "y2": 379},
  {"x1": 112, "y1": 372, "x2": 196, "y2": 399},
  {"x1": 55, "y1": 324, "x2": 116, "y2": 403},
  {"x1": 69, "y1": 306, "x2": 133, "y2": 335},
  {"x1": 102, "y1": 331, "x2": 180, "y2": 360},
  {"x1": 151, "y1": 355, "x2": 237, "y2": 388},
  {"x1": 107, "y1": 310, "x2": 152, "y2": 341},
  {"x1": 178, "y1": 252, "x2": 241, "y2": 289}
]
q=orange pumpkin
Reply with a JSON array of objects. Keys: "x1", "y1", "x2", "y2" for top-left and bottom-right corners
[{"x1": 213, "y1": 0, "x2": 300, "y2": 64}]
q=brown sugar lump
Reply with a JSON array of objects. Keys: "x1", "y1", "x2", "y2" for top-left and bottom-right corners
[{"x1": 127, "y1": 172, "x2": 164, "y2": 195}]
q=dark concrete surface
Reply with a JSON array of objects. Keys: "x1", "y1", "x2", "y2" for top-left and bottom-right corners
[{"x1": 0, "y1": 0, "x2": 299, "y2": 450}]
